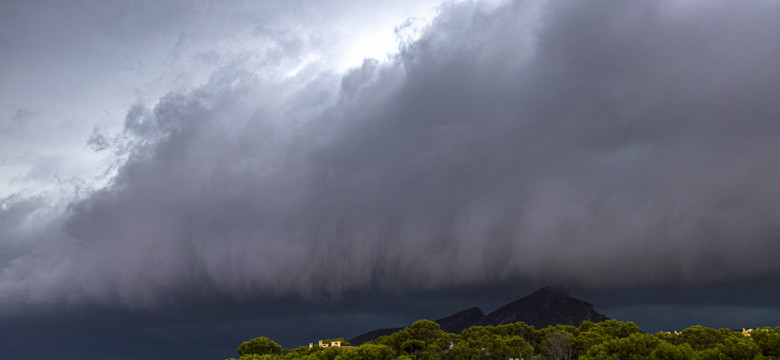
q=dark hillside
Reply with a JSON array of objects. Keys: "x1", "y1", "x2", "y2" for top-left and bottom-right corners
[
  {"x1": 350, "y1": 287, "x2": 609, "y2": 344},
  {"x1": 482, "y1": 287, "x2": 609, "y2": 328}
]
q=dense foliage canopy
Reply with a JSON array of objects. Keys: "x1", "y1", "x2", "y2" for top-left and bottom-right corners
[{"x1": 228, "y1": 321, "x2": 779, "y2": 360}]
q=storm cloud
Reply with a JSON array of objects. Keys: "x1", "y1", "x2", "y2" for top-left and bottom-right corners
[{"x1": 2, "y1": 0, "x2": 780, "y2": 315}]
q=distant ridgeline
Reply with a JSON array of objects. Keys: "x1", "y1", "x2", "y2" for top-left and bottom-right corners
[
  {"x1": 351, "y1": 287, "x2": 609, "y2": 345},
  {"x1": 228, "y1": 288, "x2": 779, "y2": 359}
]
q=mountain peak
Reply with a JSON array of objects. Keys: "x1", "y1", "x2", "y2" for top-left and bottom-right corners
[
  {"x1": 483, "y1": 287, "x2": 608, "y2": 328},
  {"x1": 349, "y1": 287, "x2": 609, "y2": 344}
]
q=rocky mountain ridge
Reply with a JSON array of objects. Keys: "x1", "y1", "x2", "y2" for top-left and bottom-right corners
[{"x1": 349, "y1": 287, "x2": 609, "y2": 345}]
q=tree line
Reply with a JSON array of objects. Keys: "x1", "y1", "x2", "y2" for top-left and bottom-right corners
[{"x1": 228, "y1": 319, "x2": 779, "y2": 360}]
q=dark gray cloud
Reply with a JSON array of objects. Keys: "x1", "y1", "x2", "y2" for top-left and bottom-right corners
[{"x1": 2, "y1": 0, "x2": 780, "y2": 330}]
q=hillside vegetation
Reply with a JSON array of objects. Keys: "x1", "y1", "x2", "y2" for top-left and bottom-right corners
[{"x1": 228, "y1": 320, "x2": 779, "y2": 360}]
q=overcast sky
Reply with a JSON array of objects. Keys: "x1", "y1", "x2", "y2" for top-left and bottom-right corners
[{"x1": 2, "y1": 0, "x2": 780, "y2": 359}]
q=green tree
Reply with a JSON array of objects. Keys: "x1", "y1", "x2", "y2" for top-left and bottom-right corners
[
  {"x1": 373, "y1": 319, "x2": 453, "y2": 359},
  {"x1": 407, "y1": 320, "x2": 449, "y2": 343},
  {"x1": 451, "y1": 325, "x2": 533, "y2": 360},
  {"x1": 672, "y1": 326, "x2": 729, "y2": 351},
  {"x1": 751, "y1": 327, "x2": 780, "y2": 357},
  {"x1": 452, "y1": 336, "x2": 508, "y2": 360},
  {"x1": 585, "y1": 320, "x2": 641, "y2": 339},
  {"x1": 335, "y1": 344, "x2": 394, "y2": 360},
  {"x1": 308, "y1": 346, "x2": 344, "y2": 360},
  {"x1": 573, "y1": 329, "x2": 613, "y2": 358},
  {"x1": 400, "y1": 339, "x2": 426, "y2": 356},
  {"x1": 237, "y1": 337, "x2": 282, "y2": 356},
  {"x1": 495, "y1": 322, "x2": 540, "y2": 345},
  {"x1": 358, "y1": 344, "x2": 396, "y2": 360},
  {"x1": 699, "y1": 335, "x2": 763, "y2": 360},
  {"x1": 648, "y1": 341, "x2": 698, "y2": 360},
  {"x1": 580, "y1": 333, "x2": 660, "y2": 360}
]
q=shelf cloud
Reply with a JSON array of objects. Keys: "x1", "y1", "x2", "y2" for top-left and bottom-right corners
[{"x1": 2, "y1": 0, "x2": 780, "y2": 313}]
